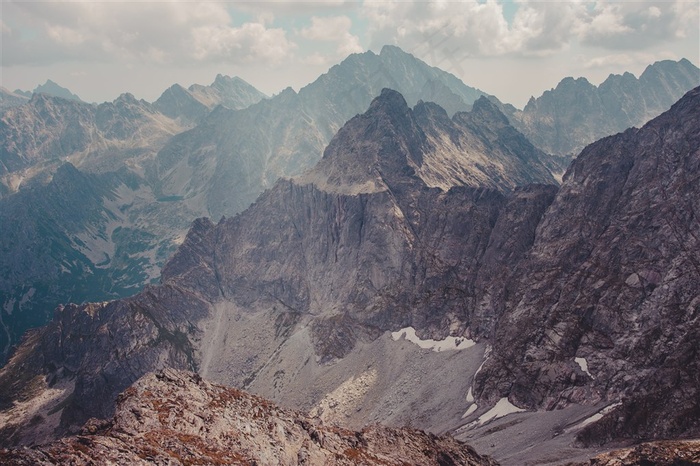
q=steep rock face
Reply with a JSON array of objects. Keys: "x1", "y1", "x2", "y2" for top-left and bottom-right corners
[
  {"x1": 476, "y1": 87, "x2": 700, "y2": 444},
  {"x1": 153, "y1": 46, "x2": 491, "y2": 219},
  {"x1": 0, "y1": 369, "x2": 498, "y2": 466},
  {"x1": 165, "y1": 90, "x2": 558, "y2": 353},
  {"x1": 509, "y1": 59, "x2": 700, "y2": 157}
]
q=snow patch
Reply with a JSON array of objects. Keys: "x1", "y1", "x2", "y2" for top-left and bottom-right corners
[
  {"x1": 19, "y1": 287, "x2": 36, "y2": 311},
  {"x1": 3, "y1": 298, "x2": 16, "y2": 315},
  {"x1": 390, "y1": 326, "x2": 475, "y2": 352},
  {"x1": 575, "y1": 357, "x2": 593, "y2": 378},
  {"x1": 462, "y1": 403, "x2": 478, "y2": 418},
  {"x1": 567, "y1": 402, "x2": 622, "y2": 432},
  {"x1": 475, "y1": 398, "x2": 526, "y2": 425},
  {"x1": 466, "y1": 387, "x2": 474, "y2": 403}
]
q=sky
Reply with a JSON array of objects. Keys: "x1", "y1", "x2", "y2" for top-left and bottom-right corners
[{"x1": 1, "y1": 0, "x2": 699, "y2": 109}]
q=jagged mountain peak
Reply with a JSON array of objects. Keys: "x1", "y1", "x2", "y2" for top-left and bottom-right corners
[
  {"x1": 212, "y1": 73, "x2": 244, "y2": 86},
  {"x1": 368, "y1": 87, "x2": 412, "y2": 115},
  {"x1": 298, "y1": 87, "x2": 556, "y2": 196},
  {"x1": 466, "y1": 96, "x2": 511, "y2": 126},
  {"x1": 413, "y1": 99, "x2": 451, "y2": 124},
  {"x1": 113, "y1": 92, "x2": 142, "y2": 105},
  {"x1": 33, "y1": 79, "x2": 83, "y2": 102},
  {"x1": 512, "y1": 58, "x2": 699, "y2": 156},
  {"x1": 298, "y1": 88, "x2": 425, "y2": 195}
]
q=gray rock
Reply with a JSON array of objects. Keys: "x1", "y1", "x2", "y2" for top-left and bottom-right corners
[{"x1": 476, "y1": 86, "x2": 700, "y2": 445}]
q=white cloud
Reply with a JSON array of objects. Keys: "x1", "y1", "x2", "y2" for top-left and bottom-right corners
[
  {"x1": 359, "y1": 0, "x2": 697, "y2": 72},
  {"x1": 300, "y1": 15, "x2": 363, "y2": 60},
  {"x1": 2, "y1": 1, "x2": 296, "y2": 67},
  {"x1": 579, "y1": 1, "x2": 699, "y2": 49}
]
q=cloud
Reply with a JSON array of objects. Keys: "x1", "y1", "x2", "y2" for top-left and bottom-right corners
[
  {"x1": 578, "y1": 1, "x2": 698, "y2": 49},
  {"x1": 359, "y1": 0, "x2": 697, "y2": 74},
  {"x1": 300, "y1": 15, "x2": 363, "y2": 58},
  {"x1": 2, "y1": 1, "x2": 296, "y2": 67}
]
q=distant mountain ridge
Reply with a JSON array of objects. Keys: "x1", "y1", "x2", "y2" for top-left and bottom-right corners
[
  {"x1": 32, "y1": 79, "x2": 84, "y2": 103},
  {"x1": 507, "y1": 58, "x2": 700, "y2": 156},
  {"x1": 153, "y1": 74, "x2": 267, "y2": 124},
  {"x1": 152, "y1": 45, "x2": 491, "y2": 220},
  {"x1": 0, "y1": 88, "x2": 30, "y2": 112}
]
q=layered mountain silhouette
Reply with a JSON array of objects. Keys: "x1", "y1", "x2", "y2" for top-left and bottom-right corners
[
  {"x1": 151, "y1": 45, "x2": 489, "y2": 220},
  {"x1": 506, "y1": 58, "x2": 699, "y2": 157},
  {"x1": 1, "y1": 86, "x2": 697, "y2": 464},
  {"x1": 0, "y1": 47, "x2": 493, "y2": 363},
  {"x1": 153, "y1": 74, "x2": 268, "y2": 124}
]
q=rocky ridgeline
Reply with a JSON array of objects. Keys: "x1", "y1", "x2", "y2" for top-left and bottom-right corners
[
  {"x1": 507, "y1": 58, "x2": 700, "y2": 157},
  {"x1": 0, "y1": 369, "x2": 498, "y2": 466}
]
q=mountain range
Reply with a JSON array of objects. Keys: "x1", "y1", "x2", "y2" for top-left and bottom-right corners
[
  {"x1": 0, "y1": 79, "x2": 698, "y2": 464},
  {"x1": 505, "y1": 58, "x2": 700, "y2": 157},
  {"x1": 0, "y1": 46, "x2": 497, "y2": 364},
  {"x1": 0, "y1": 45, "x2": 699, "y2": 464}
]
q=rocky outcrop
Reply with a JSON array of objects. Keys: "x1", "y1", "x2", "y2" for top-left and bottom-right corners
[
  {"x1": 0, "y1": 285, "x2": 207, "y2": 445},
  {"x1": 475, "y1": 87, "x2": 700, "y2": 444},
  {"x1": 508, "y1": 59, "x2": 700, "y2": 157},
  {"x1": 575, "y1": 440, "x2": 700, "y2": 466},
  {"x1": 0, "y1": 369, "x2": 498, "y2": 465}
]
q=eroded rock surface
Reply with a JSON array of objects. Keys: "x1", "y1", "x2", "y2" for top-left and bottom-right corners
[{"x1": 0, "y1": 369, "x2": 498, "y2": 466}]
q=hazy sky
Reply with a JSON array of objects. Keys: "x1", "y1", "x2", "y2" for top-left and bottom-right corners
[{"x1": 2, "y1": 0, "x2": 698, "y2": 108}]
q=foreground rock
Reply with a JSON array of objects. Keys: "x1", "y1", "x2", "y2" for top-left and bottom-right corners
[
  {"x1": 0, "y1": 369, "x2": 497, "y2": 466},
  {"x1": 575, "y1": 440, "x2": 700, "y2": 466}
]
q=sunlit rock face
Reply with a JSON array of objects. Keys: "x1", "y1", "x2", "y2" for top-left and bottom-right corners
[{"x1": 0, "y1": 369, "x2": 499, "y2": 466}]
